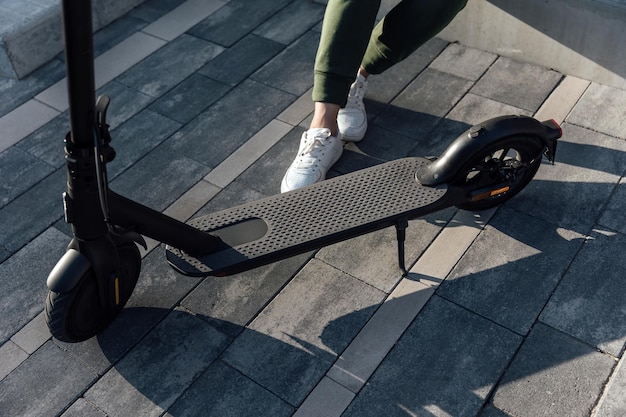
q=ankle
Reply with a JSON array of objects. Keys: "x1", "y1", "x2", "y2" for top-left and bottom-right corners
[{"x1": 310, "y1": 102, "x2": 340, "y2": 136}]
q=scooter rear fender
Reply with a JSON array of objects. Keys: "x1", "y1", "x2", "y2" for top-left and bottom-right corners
[{"x1": 417, "y1": 115, "x2": 561, "y2": 186}]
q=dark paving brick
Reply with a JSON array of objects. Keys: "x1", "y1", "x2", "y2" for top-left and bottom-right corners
[
  {"x1": 182, "y1": 252, "x2": 311, "y2": 338},
  {"x1": 106, "y1": 108, "x2": 182, "y2": 179},
  {"x1": 117, "y1": 34, "x2": 224, "y2": 97},
  {"x1": 97, "y1": 80, "x2": 156, "y2": 130},
  {"x1": 540, "y1": 228, "x2": 626, "y2": 356},
  {"x1": 0, "y1": 146, "x2": 54, "y2": 209},
  {"x1": 251, "y1": 30, "x2": 320, "y2": 96},
  {"x1": 198, "y1": 34, "x2": 284, "y2": 86},
  {"x1": 196, "y1": 180, "x2": 267, "y2": 214},
  {"x1": 110, "y1": 141, "x2": 210, "y2": 211},
  {"x1": 85, "y1": 309, "x2": 230, "y2": 417},
  {"x1": 164, "y1": 360, "x2": 294, "y2": 417},
  {"x1": 438, "y1": 206, "x2": 585, "y2": 335},
  {"x1": 351, "y1": 124, "x2": 419, "y2": 161},
  {"x1": 0, "y1": 168, "x2": 65, "y2": 253},
  {"x1": 167, "y1": 79, "x2": 296, "y2": 168},
  {"x1": 375, "y1": 68, "x2": 473, "y2": 140},
  {"x1": 0, "y1": 59, "x2": 66, "y2": 118},
  {"x1": 15, "y1": 113, "x2": 70, "y2": 168},
  {"x1": 0, "y1": 342, "x2": 97, "y2": 417},
  {"x1": 253, "y1": 0, "x2": 325, "y2": 45},
  {"x1": 129, "y1": 0, "x2": 187, "y2": 23},
  {"x1": 235, "y1": 126, "x2": 303, "y2": 196},
  {"x1": 343, "y1": 296, "x2": 521, "y2": 417},
  {"x1": 61, "y1": 399, "x2": 107, "y2": 417},
  {"x1": 150, "y1": 73, "x2": 231, "y2": 123},
  {"x1": 599, "y1": 178, "x2": 626, "y2": 235},
  {"x1": 188, "y1": 0, "x2": 292, "y2": 47},
  {"x1": 316, "y1": 213, "x2": 455, "y2": 293},
  {"x1": 492, "y1": 323, "x2": 615, "y2": 417},
  {"x1": 366, "y1": 37, "x2": 448, "y2": 104},
  {"x1": 93, "y1": 15, "x2": 149, "y2": 58},
  {"x1": 478, "y1": 405, "x2": 512, "y2": 417},
  {"x1": 507, "y1": 122, "x2": 626, "y2": 233},
  {"x1": 222, "y1": 259, "x2": 384, "y2": 406},
  {"x1": 430, "y1": 42, "x2": 498, "y2": 81},
  {"x1": 471, "y1": 56, "x2": 562, "y2": 112},
  {"x1": 0, "y1": 228, "x2": 67, "y2": 344}
]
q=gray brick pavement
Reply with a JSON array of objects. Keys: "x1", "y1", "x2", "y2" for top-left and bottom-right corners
[{"x1": 1, "y1": 0, "x2": 626, "y2": 416}]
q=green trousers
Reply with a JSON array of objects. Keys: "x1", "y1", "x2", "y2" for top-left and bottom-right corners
[{"x1": 312, "y1": 0, "x2": 468, "y2": 106}]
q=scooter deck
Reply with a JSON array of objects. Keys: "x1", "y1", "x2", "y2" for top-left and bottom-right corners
[{"x1": 166, "y1": 157, "x2": 449, "y2": 277}]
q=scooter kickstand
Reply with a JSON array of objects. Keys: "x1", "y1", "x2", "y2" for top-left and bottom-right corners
[{"x1": 395, "y1": 218, "x2": 409, "y2": 276}]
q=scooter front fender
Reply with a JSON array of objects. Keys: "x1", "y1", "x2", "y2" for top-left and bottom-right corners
[
  {"x1": 47, "y1": 249, "x2": 91, "y2": 293},
  {"x1": 416, "y1": 115, "x2": 561, "y2": 186}
]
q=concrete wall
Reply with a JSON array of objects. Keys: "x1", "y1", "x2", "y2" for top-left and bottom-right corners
[{"x1": 439, "y1": 0, "x2": 626, "y2": 89}]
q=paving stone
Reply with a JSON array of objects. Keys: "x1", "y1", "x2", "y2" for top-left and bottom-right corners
[
  {"x1": 222, "y1": 259, "x2": 385, "y2": 406},
  {"x1": 165, "y1": 359, "x2": 294, "y2": 417},
  {"x1": 129, "y1": 0, "x2": 187, "y2": 23},
  {"x1": 492, "y1": 323, "x2": 615, "y2": 417},
  {"x1": 294, "y1": 377, "x2": 355, "y2": 417},
  {"x1": 15, "y1": 112, "x2": 69, "y2": 168},
  {"x1": 430, "y1": 42, "x2": 498, "y2": 81},
  {"x1": 599, "y1": 177, "x2": 626, "y2": 235},
  {"x1": 567, "y1": 82, "x2": 626, "y2": 139},
  {"x1": 595, "y1": 357, "x2": 626, "y2": 417},
  {"x1": 478, "y1": 405, "x2": 514, "y2": 417},
  {"x1": 85, "y1": 309, "x2": 229, "y2": 417},
  {"x1": 196, "y1": 180, "x2": 267, "y2": 214},
  {"x1": 0, "y1": 341, "x2": 97, "y2": 417},
  {"x1": 167, "y1": 79, "x2": 295, "y2": 168},
  {"x1": 0, "y1": 146, "x2": 54, "y2": 209},
  {"x1": 97, "y1": 80, "x2": 156, "y2": 130},
  {"x1": 198, "y1": 34, "x2": 284, "y2": 86},
  {"x1": 0, "y1": 98, "x2": 61, "y2": 153},
  {"x1": 0, "y1": 58, "x2": 65, "y2": 118},
  {"x1": 188, "y1": 0, "x2": 291, "y2": 47},
  {"x1": 438, "y1": 206, "x2": 585, "y2": 335},
  {"x1": 10, "y1": 312, "x2": 49, "y2": 354},
  {"x1": 110, "y1": 141, "x2": 210, "y2": 211},
  {"x1": 149, "y1": 73, "x2": 231, "y2": 123},
  {"x1": 91, "y1": 15, "x2": 149, "y2": 59},
  {"x1": 234, "y1": 125, "x2": 303, "y2": 196},
  {"x1": 316, "y1": 215, "x2": 453, "y2": 293},
  {"x1": 105, "y1": 108, "x2": 182, "y2": 179},
  {"x1": 251, "y1": 30, "x2": 320, "y2": 96},
  {"x1": 253, "y1": 0, "x2": 325, "y2": 45},
  {"x1": 0, "y1": 340, "x2": 28, "y2": 381},
  {"x1": 182, "y1": 252, "x2": 311, "y2": 338},
  {"x1": 116, "y1": 34, "x2": 224, "y2": 98},
  {"x1": 343, "y1": 296, "x2": 521, "y2": 417},
  {"x1": 349, "y1": 124, "x2": 418, "y2": 162},
  {"x1": 375, "y1": 68, "x2": 473, "y2": 140},
  {"x1": 471, "y1": 56, "x2": 562, "y2": 112},
  {"x1": 61, "y1": 398, "x2": 107, "y2": 417},
  {"x1": 508, "y1": 123, "x2": 626, "y2": 233},
  {"x1": 0, "y1": 228, "x2": 67, "y2": 344},
  {"x1": 540, "y1": 228, "x2": 626, "y2": 356},
  {"x1": 366, "y1": 37, "x2": 449, "y2": 104}
]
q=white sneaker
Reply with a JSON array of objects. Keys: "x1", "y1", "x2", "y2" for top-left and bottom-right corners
[
  {"x1": 337, "y1": 73, "x2": 368, "y2": 142},
  {"x1": 281, "y1": 128, "x2": 343, "y2": 192}
]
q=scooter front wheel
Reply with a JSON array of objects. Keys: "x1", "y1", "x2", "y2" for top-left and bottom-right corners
[
  {"x1": 455, "y1": 135, "x2": 543, "y2": 211},
  {"x1": 45, "y1": 242, "x2": 141, "y2": 343}
]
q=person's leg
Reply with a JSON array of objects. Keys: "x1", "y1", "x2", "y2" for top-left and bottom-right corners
[
  {"x1": 337, "y1": 0, "x2": 468, "y2": 142},
  {"x1": 362, "y1": 0, "x2": 468, "y2": 75},
  {"x1": 281, "y1": 0, "x2": 381, "y2": 193}
]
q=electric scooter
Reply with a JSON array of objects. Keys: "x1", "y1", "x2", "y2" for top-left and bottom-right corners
[{"x1": 44, "y1": 0, "x2": 561, "y2": 343}]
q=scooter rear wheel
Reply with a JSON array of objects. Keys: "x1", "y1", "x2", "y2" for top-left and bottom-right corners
[
  {"x1": 455, "y1": 135, "x2": 543, "y2": 211},
  {"x1": 45, "y1": 242, "x2": 141, "y2": 343}
]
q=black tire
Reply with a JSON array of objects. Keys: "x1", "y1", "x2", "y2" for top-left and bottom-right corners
[
  {"x1": 455, "y1": 135, "x2": 543, "y2": 211},
  {"x1": 45, "y1": 243, "x2": 141, "y2": 343}
]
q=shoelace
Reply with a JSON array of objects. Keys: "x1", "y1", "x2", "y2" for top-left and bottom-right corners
[
  {"x1": 346, "y1": 78, "x2": 366, "y2": 109},
  {"x1": 297, "y1": 135, "x2": 331, "y2": 166}
]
